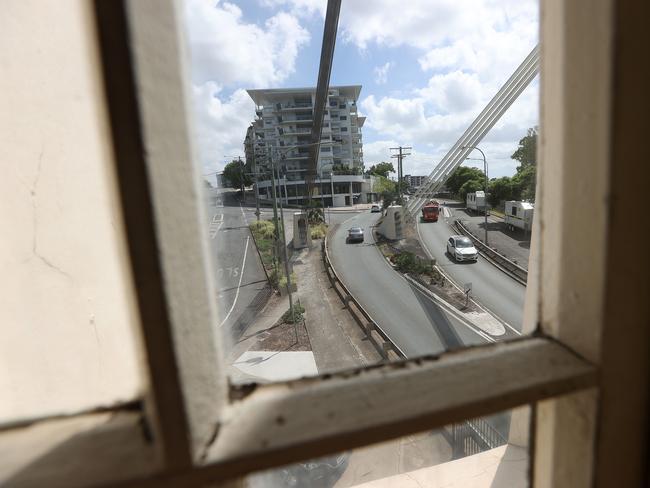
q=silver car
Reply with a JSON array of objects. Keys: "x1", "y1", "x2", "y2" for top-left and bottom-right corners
[
  {"x1": 347, "y1": 226, "x2": 364, "y2": 243},
  {"x1": 447, "y1": 235, "x2": 478, "y2": 262}
]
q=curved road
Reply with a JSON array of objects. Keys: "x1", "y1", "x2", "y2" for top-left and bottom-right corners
[
  {"x1": 329, "y1": 212, "x2": 487, "y2": 357},
  {"x1": 417, "y1": 205, "x2": 526, "y2": 330}
]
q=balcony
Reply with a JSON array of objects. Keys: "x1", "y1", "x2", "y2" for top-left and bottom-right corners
[
  {"x1": 279, "y1": 102, "x2": 313, "y2": 110},
  {"x1": 279, "y1": 128, "x2": 311, "y2": 136}
]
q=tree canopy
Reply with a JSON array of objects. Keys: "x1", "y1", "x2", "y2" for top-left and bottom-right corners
[
  {"x1": 222, "y1": 159, "x2": 252, "y2": 189},
  {"x1": 446, "y1": 166, "x2": 486, "y2": 200},
  {"x1": 485, "y1": 126, "x2": 538, "y2": 205},
  {"x1": 372, "y1": 175, "x2": 395, "y2": 194},
  {"x1": 366, "y1": 161, "x2": 395, "y2": 178},
  {"x1": 511, "y1": 126, "x2": 538, "y2": 170}
]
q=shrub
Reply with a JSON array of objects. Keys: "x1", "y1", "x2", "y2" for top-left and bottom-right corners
[
  {"x1": 278, "y1": 272, "x2": 297, "y2": 289},
  {"x1": 282, "y1": 303, "x2": 305, "y2": 323},
  {"x1": 393, "y1": 251, "x2": 432, "y2": 275},
  {"x1": 310, "y1": 223, "x2": 328, "y2": 239}
]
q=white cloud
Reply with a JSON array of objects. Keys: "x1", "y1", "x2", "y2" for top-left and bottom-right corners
[
  {"x1": 184, "y1": 0, "x2": 310, "y2": 171},
  {"x1": 190, "y1": 84, "x2": 255, "y2": 172},
  {"x1": 260, "y1": 0, "x2": 326, "y2": 18},
  {"x1": 373, "y1": 62, "x2": 393, "y2": 85},
  {"x1": 416, "y1": 70, "x2": 482, "y2": 113},
  {"x1": 362, "y1": 139, "x2": 400, "y2": 166},
  {"x1": 185, "y1": 0, "x2": 310, "y2": 87}
]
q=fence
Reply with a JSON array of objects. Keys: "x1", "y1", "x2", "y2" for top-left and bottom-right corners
[
  {"x1": 450, "y1": 416, "x2": 508, "y2": 459},
  {"x1": 324, "y1": 225, "x2": 509, "y2": 457}
]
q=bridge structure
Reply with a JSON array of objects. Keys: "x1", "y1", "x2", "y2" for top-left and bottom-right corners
[{"x1": 405, "y1": 45, "x2": 540, "y2": 219}]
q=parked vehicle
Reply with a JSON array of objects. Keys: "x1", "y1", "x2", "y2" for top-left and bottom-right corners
[
  {"x1": 421, "y1": 200, "x2": 440, "y2": 222},
  {"x1": 504, "y1": 201, "x2": 534, "y2": 232},
  {"x1": 446, "y1": 235, "x2": 478, "y2": 262},
  {"x1": 347, "y1": 227, "x2": 364, "y2": 243},
  {"x1": 466, "y1": 191, "x2": 487, "y2": 214},
  {"x1": 370, "y1": 204, "x2": 381, "y2": 213}
]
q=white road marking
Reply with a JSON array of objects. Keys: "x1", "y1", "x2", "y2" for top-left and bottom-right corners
[
  {"x1": 209, "y1": 213, "x2": 224, "y2": 239},
  {"x1": 219, "y1": 235, "x2": 250, "y2": 328},
  {"x1": 415, "y1": 216, "x2": 521, "y2": 337},
  {"x1": 239, "y1": 202, "x2": 248, "y2": 225}
]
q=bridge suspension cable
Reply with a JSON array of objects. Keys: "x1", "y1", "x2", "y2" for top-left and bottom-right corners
[{"x1": 406, "y1": 45, "x2": 540, "y2": 217}]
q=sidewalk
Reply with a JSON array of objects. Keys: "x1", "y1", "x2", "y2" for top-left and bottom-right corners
[{"x1": 294, "y1": 242, "x2": 380, "y2": 372}]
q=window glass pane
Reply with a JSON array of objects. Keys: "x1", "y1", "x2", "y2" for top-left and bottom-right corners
[
  {"x1": 183, "y1": 0, "x2": 539, "y2": 381},
  {"x1": 248, "y1": 406, "x2": 531, "y2": 488}
]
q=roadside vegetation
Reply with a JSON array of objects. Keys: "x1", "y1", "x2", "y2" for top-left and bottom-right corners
[
  {"x1": 446, "y1": 126, "x2": 538, "y2": 208},
  {"x1": 282, "y1": 302, "x2": 305, "y2": 324},
  {"x1": 376, "y1": 238, "x2": 475, "y2": 312},
  {"x1": 249, "y1": 219, "x2": 295, "y2": 292}
]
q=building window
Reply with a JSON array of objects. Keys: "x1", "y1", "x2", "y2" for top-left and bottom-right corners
[{"x1": 340, "y1": 116, "x2": 347, "y2": 121}]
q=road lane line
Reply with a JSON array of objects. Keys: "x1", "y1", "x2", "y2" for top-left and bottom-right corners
[
  {"x1": 219, "y1": 235, "x2": 250, "y2": 327},
  {"x1": 209, "y1": 213, "x2": 224, "y2": 239},
  {"x1": 415, "y1": 216, "x2": 521, "y2": 336}
]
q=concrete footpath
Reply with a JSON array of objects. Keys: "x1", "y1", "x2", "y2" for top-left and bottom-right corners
[{"x1": 294, "y1": 242, "x2": 379, "y2": 372}]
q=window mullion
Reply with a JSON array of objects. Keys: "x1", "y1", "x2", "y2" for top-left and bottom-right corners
[{"x1": 96, "y1": 0, "x2": 227, "y2": 468}]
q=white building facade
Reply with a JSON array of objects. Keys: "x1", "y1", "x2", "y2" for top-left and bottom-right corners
[{"x1": 245, "y1": 86, "x2": 374, "y2": 206}]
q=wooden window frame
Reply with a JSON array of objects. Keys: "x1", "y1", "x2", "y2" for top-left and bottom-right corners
[{"x1": 2, "y1": 0, "x2": 648, "y2": 486}]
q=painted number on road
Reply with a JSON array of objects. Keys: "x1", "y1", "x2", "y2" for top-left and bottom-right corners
[{"x1": 217, "y1": 267, "x2": 240, "y2": 278}]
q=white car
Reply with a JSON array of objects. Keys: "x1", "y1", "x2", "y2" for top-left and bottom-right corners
[{"x1": 447, "y1": 235, "x2": 478, "y2": 262}]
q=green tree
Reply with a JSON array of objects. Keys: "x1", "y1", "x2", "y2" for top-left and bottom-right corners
[
  {"x1": 510, "y1": 126, "x2": 538, "y2": 201},
  {"x1": 372, "y1": 175, "x2": 396, "y2": 194},
  {"x1": 332, "y1": 163, "x2": 361, "y2": 175},
  {"x1": 511, "y1": 164, "x2": 536, "y2": 201},
  {"x1": 488, "y1": 177, "x2": 516, "y2": 206},
  {"x1": 459, "y1": 179, "x2": 484, "y2": 201},
  {"x1": 446, "y1": 166, "x2": 485, "y2": 196},
  {"x1": 511, "y1": 126, "x2": 538, "y2": 170},
  {"x1": 223, "y1": 160, "x2": 252, "y2": 189},
  {"x1": 366, "y1": 162, "x2": 395, "y2": 178}
]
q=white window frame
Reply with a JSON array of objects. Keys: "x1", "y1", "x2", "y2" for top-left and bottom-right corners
[{"x1": 2, "y1": 0, "x2": 648, "y2": 486}]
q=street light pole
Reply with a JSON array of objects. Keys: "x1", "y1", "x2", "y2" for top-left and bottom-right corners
[{"x1": 462, "y1": 145, "x2": 489, "y2": 246}]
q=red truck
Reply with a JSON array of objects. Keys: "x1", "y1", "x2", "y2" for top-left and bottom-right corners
[{"x1": 421, "y1": 200, "x2": 440, "y2": 222}]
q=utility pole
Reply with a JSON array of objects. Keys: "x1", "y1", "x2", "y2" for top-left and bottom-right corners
[
  {"x1": 251, "y1": 143, "x2": 260, "y2": 221},
  {"x1": 390, "y1": 146, "x2": 411, "y2": 202}
]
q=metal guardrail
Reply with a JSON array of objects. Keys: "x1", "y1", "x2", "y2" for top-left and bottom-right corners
[
  {"x1": 322, "y1": 228, "x2": 405, "y2": 361},
  {"x1": 451, "y1": 416, "x2": 508, "y2": 458},
  {"x1": 324, "y1": 225, "x2": 511, "y2": 455},
  {"x1": 454, "y1": 220, "x2": 528, "y2": 286}
]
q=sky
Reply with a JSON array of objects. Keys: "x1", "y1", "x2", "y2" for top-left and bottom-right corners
[{"x1": 183, "y1": 0, "x2": 539, "y2": 179}]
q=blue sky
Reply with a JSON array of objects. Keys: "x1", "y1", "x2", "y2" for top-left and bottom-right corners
[{"x1": 184, "y1": 0, "x2": 539, "y2": 178}]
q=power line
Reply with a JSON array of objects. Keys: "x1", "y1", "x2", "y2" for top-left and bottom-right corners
[{"x1": 390, "y1": 146, "x2": 411, "y2": 201}]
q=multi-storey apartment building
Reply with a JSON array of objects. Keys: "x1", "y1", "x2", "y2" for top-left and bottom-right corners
[
  {"x1": 402, "y1": 174, "x2": 427, "y2": 189},
  {"x1": 245, "y1": 86, "x2": 372, "y2": 206}
]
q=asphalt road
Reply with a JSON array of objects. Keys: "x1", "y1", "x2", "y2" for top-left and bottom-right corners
[
  {"x1": 416, "y1": 204, "x2": 526, "y2": 330},
  {"x1": 329, "y1": 212, "x2": 487, "y2": 357},
  {"x1": 205, "y1": 189, "x2": 270, "y2": 348}
]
